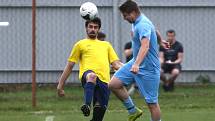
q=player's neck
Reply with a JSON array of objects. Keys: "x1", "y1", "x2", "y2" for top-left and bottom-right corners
[
  {"x1": 170, "y1": 40, "x2": 176, "y2": 45},
  {"x1": 134, "y1": 13, "x2": 140, "y2": 21},
  {"x1": 87, "y1": 36, "x2": 97, "y2": 40}
]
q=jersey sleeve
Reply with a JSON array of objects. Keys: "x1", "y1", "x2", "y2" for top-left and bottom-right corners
[
  {"x1": 67, "y1": 42, "x2": 81, "y2": 63},
  {"x1": 108, "y1": 43, "x2": 119, "y2": 63},
  {"x1": 178, "y1": 43, "x2": 184, "y2": 53},
  {"x1": 137, "y1": 23, "x2": 152, "y2": 41},
  {"x1": 159, "y1": 46, "x2": 165, "y2": 52}
]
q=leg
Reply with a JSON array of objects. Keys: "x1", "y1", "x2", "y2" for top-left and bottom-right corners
[
  {"x1": 84, "y1": 72, "x2": 97, "y2": 105},
  {"x1": 108, "y1": 76, "x2": 129, "y2": 101},
  {"x1": 91, "y1": 80, "x2": 110, "y2": 121},
  {"x1": 81, "y1": 70, "x2": 97, "y2": 117},
  {"x1": 109, "y1": 66, "x2": 143, "y2": 121},
  {"x1": 148, "y1": 103, "x2": 161, "y2": 121},
  {"x1": 160, "y1": 69, "x2": 167, "y2": 84},
  {"x1": 160, "y1": 69, "x2": 170, "y2": 91},
  {"x1": 135, "y1": 72, "x2": 161, "y2": 121},
  {"x1": 169, "y1": 68, "x2": 180, "y2": 91},
  {"x1": 128, "y1": 83, "x2": 136, "y2": 95},
  {"x1": 91, "y1": 103, "x2": 107, "y2": 121},
  {"x1": 161, "y1": 64, "x2": 173, "y2": 92}
]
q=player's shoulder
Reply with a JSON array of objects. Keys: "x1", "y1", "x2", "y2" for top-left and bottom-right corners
[
  {"x1": 136, "y1": 20, "x2": 153, "y2": 30},
  {"x1": 74, "y1": 38, "x2": 88, "y2": 45},
  {"x1": 71, "y1": 39, "x2": 87, "y2": 49},
  {"x1": 176, "y1": 41, "x2": 183, "y2": 46},
  {"x1": 99, "y1": 40, "x2": 112, "y2": 46}
]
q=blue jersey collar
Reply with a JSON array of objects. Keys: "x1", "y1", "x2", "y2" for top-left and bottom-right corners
[{"x1": 134, "y1": 14, "x2": 143, "y2": 25}]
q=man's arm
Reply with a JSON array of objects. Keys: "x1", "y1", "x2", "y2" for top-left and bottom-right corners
[
  {"x1": 159, "y1": 52, "x2": 165, "y2": 65},
  {"x1": 57, "y1": 61, "x2": 75, "y2": 97},
  {"x1": 156, "y1": 30, "x2": 170, "y2": 49},
  {"x1": 131, "y1": 38, "x2": 149, "y2": 73},
  {"x1": 156, "y1": 30, "x2": 162, "y2": 43},
  {"x1": 111, "y1": 60, "x2": 124, "y2": 70},
  {"x1": 172, "y1": 53, "x2": 183, "y2": 64}
]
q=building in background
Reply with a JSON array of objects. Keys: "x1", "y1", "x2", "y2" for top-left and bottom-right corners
[{"x1": 0, "y1": 0, "x2": 214, "y2": 83}]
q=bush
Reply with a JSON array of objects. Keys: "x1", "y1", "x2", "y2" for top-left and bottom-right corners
[{"x1": 196, "y1": 74, "x2": 211, "y2": 84}]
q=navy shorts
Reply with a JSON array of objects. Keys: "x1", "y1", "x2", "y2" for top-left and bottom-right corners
[{"x1": 81, "y1": 70, "x2": 110, "y2": 108}]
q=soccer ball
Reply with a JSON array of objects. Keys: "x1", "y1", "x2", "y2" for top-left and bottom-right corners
[{"x1": 80, "y1": 2, "x2": 98, "y2": 20}]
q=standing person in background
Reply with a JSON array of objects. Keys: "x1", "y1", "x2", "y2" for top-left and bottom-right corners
[{"x1": 159, "y1": 29, "x2": 183, "y2": 91}]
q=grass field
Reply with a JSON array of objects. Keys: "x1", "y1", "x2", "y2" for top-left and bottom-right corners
[{"x1": 0, "y1": 84, "x2": 214, "y2": 121}]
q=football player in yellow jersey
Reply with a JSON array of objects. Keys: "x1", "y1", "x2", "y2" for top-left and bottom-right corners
[{"x1": 57, "y1": 17, "x2": 123, "y2": 121}]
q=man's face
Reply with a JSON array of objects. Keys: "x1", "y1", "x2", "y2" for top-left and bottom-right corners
[
  {"x1": 167, "y1": 32, "x2": 176, "y2": 43},
  {"x1": 122, "y1": 11, "x2": 136, "y2": 24},
  {"x1": 86, "y1": 22, "x2": 99, "y2": 39}
]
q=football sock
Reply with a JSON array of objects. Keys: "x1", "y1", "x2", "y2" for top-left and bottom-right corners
[
  {"x1": 91, "y1": 106, "x2": 106, "y2": 121},
  {"x1": 123, "y1": 96, "x2": 136, "y2": 114},
  {"x1": 84, "y1": 82, "x2": 95, "y2": 106}
]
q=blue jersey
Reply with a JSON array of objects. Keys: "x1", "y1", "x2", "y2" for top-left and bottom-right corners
[
  {"x1": 114, "y1": 14, "x2": 161, "y2": 103},
  {"x1": 131, "y1": 14, "x2": 160, "y2": 73}
]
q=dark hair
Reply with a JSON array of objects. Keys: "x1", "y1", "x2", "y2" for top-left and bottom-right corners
[
  {"x1": 119, "y1": 0, "x2": 140, "y2": 14},
  {"x1": 85, "y1": 17, "x2": 101, "y2": 29},
  {"x1": 97, "y1": 32, "x2": 106, "y2": 40},
  {"x1": 166, "y1": 29, "x2": 176, "y2": 36}
]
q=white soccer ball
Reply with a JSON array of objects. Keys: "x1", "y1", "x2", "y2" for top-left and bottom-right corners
[{"x1": 80, "y1": 2, "x2": 98, "y2": 20}]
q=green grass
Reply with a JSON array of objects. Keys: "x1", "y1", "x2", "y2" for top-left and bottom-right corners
[{"x1": 0, "y1": 84, "x2": 214, "y2": 121}]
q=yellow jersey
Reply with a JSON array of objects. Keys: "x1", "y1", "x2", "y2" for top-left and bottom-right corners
[{"x1": 68, "y1": 38, "x2": 119, "y2": 83}]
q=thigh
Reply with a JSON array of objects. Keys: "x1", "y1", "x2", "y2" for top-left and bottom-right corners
[
  {"x1": 93, "y1": 79, "x2": 110, "y2": 107},
  {"x1": 162, "y1": 64, "x2": 172, "y2": 73},
  {"x1": 113, "y1": 63, "x2": 135, "y2": 86},
  {"x1": 135, "y1": 72, "x2": 160, "y2": 104},
  {"x1": 81, "y1": 70, "x2": 95, "y2": 87},
  {"x1": 172, "y1": 64, "x2": 182, "y2": 72}
]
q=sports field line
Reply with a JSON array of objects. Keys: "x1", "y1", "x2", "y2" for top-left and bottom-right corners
[{"x1": 45, "y1": 115, "x2": 55, "y2": 121}]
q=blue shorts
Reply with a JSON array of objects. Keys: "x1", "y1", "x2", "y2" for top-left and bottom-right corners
[
  {"x1": 81, "y1": 70, "x2": 110, "y2": 107},
  {"x1": 114, "y1": 63, "x2": 160, "y2": 104}
]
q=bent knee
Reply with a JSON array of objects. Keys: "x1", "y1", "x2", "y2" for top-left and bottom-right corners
[
  {"x1": 147, "y1": 103, "x2": 159, "y2": 110},
  {"x1": 171, "y1": 69, "x2": 180, "y2": 75},
  {"x1": 108, "y1": 82, "x2": 115, "y2": 90},
  {"x1": 86, "y1": 72, "x2": 97, "y2": 83},
  {"x1": 108, "y1": 77, "x2": 123, "y2": 89}
]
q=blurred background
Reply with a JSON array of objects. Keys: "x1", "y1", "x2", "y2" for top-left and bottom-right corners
[
  {"x1": 0, "y1": 0, "x2": 215, "y2": 84},
  {"x1": 0, "y1": 1, "x2": 215, "y2": 121}
]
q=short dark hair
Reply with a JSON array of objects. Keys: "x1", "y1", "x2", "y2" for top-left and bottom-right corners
[
  {"x1": 119, "y1": 0, "x2": 140, "y2": 14},
  {"x1": 97, "y1": 32, "x2": 106, "y2": 40},
  {"x1": 85, "y1": 17, "x2": 101, "y2": 29},
  {"x1": 166, "y1": 29, "x2": 176, "y2": 36}
]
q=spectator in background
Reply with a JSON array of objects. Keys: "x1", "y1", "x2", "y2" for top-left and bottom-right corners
[
  {"x1": 159, "y1": 29, "x2": 184, "y2": 91},
  {"x1": 97, "y1": 32, "x2": 106, "y2": 41},
  {"x1": 124, "y1": 41, "x2": 133, "y2": 62}
]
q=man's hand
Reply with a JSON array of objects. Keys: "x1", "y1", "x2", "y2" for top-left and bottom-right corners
[
  {"x1": 130, "y1": 64, "x2": 139, "y2": 74},
  {"x1": 165, "y1": 60, "x2": 175, "y2": 65},
  {"x1": 57, "y1": 86, "x2": 65, "y2": 97},
  {"x1": 161, "y1": 40, "x2": 170, "y2": 49},
  {"x1": 111, "y1": 60, "x2": 124, "y2": 71}
]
